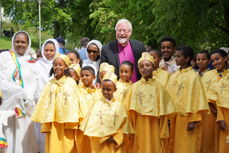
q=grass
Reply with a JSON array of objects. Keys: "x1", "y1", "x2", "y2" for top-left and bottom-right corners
[
  {"x1": 0, "y1": 36, "x2": 41, "y2": 50},
  {"x1": 1, "y1": 21, "x2": 79, "y2": 51},
  {"x1": 0, "y1": 37, "x2": 11, "y2": 49}
]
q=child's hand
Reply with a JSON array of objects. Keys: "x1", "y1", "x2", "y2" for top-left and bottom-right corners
[
  {"x1": 187, "y1": 122, "x2": 199, "y2": 131},
  {"x1": 217, "y1": 120, "x2": 228, "y2": 131},
  {"x1": 95, "y1": 83, "x2": 101, "y2": 89},
  {"x1": 208, "y1": 103, "x2": 217, "y2": 117},
  {"x1": 106, "y1": 137, "x2": 117, "y2": 144}
]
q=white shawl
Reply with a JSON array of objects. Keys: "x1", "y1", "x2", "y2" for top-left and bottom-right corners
[{"x1": 35, "y1": 39, "x2": 59, "y2": 101}]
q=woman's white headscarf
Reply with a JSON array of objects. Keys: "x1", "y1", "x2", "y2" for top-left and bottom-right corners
[
  {"x1": 40, "y1": 38, "x2": 59, "y2": 63},
  {"x1": 11, "y1": 31, "x2": 32, "y2": 57},
  {"x1": 83, "y1": 40, "x2": 103, "y2": 78},
  {"x1": 35, "y1": 39, "x2": 59, "y2": 101},
  {"x1": 86, "y1": 40, "x2": 102, "y2": 55}
]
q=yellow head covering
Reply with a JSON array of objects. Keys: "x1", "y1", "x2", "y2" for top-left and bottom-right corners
[
  {"x1": 0, "y1": 90, "x2": 2, "y2": 98},
  {"x1": 69, "y1": 64, "x2": 81, "y2": 76},
  {"x1": 102, "y1": 72, "x2": 117, "y2": 85},
  {"x1": 138, "y1": 52, "x2": 155, "y2": 65},
  {"x1": 100, "y1": 63, "x2": 115, "y2": 73},
  {"x1": 55, "y1": 54, "x2": 71, "y2": 67}
]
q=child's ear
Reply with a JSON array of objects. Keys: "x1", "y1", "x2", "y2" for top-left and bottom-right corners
[
  {"x1": 185, "y1": 57, "x2": 191, "y2": 63},
  {"x1": 93, "y1": 75, "x2": 96, "y2": 80}
]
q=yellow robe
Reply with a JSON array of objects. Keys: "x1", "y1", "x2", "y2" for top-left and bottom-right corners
[
  {"x1": 76, "y1": 85, "x2": 100, "y2": 153},
  {"x1": 200, "y1": 69, "x2": 219, "y2": 153},
  {"x1": 125, "y1": 78, "x2": 176, "y2": 153},
  {"x1": 152, "y1": 68, "x2": 171, "y2": 152},
  {"x1": 115, "y1": 79, "x2": 132, "y2": 105},
  {"x1": 208, "y1": 70, "x2": 229, "y2": 153},
  {"x1": 80, "y1": 97, "x2": 130, "y2": 153},
  {"x1": 166, "y1": 67, "x2": 208, "y2": 153},
  {"x1": 31, "y1": 76, "x2": 81, "y2": 153},
  {"x1": 153, "y1": 68, "x2": 170, "y2": 87}
]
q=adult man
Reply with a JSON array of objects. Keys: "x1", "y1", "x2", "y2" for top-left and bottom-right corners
[
  {"x1": 101, "y1": 19, "x2": 145, "y2": 82},
  {"x1": 78, "y1": 37, "x2": 90, "y2": 60},
  {"x1": 56, "y1": 37, "x2": 68, "y2": 54},
  {"x1": 159, "y1": 37, "x2": 179, "y2": 74}
]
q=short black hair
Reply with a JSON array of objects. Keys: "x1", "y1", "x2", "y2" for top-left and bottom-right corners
[
  {"x1": 66, "y1": 50, "x2": 83, "y2": 67},
  {"x1": 55, "y1": 37, "x2": 65, "y2": 45},
  {"x1": 159, "y1": 37, "x2": 176, "y2": 47},
  {"x1": 210, "y1": 49, "x2": 227, "y2": 58},
  {"x1": 102, "y1": 79, "x2": 116, "y2": 88},
  {"x1": 81, "y1": 66, "x2": 95, "y2": 76},
  {"x1": 120, "y1": 61, "x2": 134, "y2": 72},
  {"x1": 197, "y1": 50, "x2": 210, "y2": 60},
  {"x1": 176, "y1": 46, "x2": 194, "y2": 64},
  {"x1": 80, "y1": 37, "x2": 90, "y2": 48},
  {"x1": 148, "y1": 49, "x2": 162, "y2": 57}
]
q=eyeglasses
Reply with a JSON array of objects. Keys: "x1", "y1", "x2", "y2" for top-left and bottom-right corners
[
  {"x1": 87, "y1": 49, "x2": 99, "y2": 54},
  {"x1": 116, "y1": 29, "x2": 130, "y2": 33}
]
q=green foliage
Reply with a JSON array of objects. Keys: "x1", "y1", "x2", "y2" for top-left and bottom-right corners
[{"x1": 1, "y1": 0, "x2": 229, "y2": 51}]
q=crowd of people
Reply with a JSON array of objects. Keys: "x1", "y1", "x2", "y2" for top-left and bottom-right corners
[{"x1": 0, "y1": 18, "x2": 229, "y2": 153}]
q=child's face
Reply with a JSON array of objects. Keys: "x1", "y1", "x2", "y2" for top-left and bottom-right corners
[
  {"x1": 138, "y1": 60, "x2": 153, "y2": 79},
  {"x1": 87, "y1": 44, "x2": 100, "y2": 61},
  {"x1": 99, "y1": 71, "x2": 106, "y2": 82},
  {"x1": 149, "y1": 51, "x2": 161, "y2": 69},
  {"x1": 196, "y1": 53, "x2": 209, "y2": 70},
  {"x1": 101, "y1": 80, "x2": 117, "y2": 100},
  {"x1": 53, "y1": 58, "x2": 67, "y2": 79},
  {"x1": 161, "y1": 41, "x2": 175, "y2": 60},
  {"x1": 44, "y1": 43, "x2": 56, "y2": 60},
  {"x1": 211, "y1": 53, "x2": 227, "y2": 71},
  {"x1": 69, "y1": 68, "x2": 79, "y2": 83},
  {"x1": 67, "y1": 52, "x2": 80, "y2": 64},
  {"x1": 174, "y1": 50, "x2": 189, "y2": 66},
  {"x1": 80, "y1": 70, "x2": 95, "y2": 87},
  {"x1": 119, "y1": 64, "x2": 133, "y2": 82}
]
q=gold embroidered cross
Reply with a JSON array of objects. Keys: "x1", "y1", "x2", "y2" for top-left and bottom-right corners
[
  {"x1": 176, "y1": 83, "x2": 184, "y2": 97},
  {"x1": 136, "y1": 91, "x2": 144, "y2": 105},
  {"x1": 113, "y1": 112, "x2": 119, "y2": 126},
  {"x1": 97, "y1": 110, "x2": 103, "y2": 125}
]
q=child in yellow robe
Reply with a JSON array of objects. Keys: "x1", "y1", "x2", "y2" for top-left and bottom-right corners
[
  {"x1": 69, "y1": 64, "x2": 81, "y2": 84},
  {"x1": 166, "y1": 46, "x2": 209, "y2": 153},
  {"x1": 195, "y1": 50, "x2": 216, "y2": 153},
  {"x1": 80, "y1": 72, "x2": 131, "y2": 153},
  {"x1": 116, "y1": 61, "x2": 133, "y2": 104},
  {"x1": 76, "y1": 66, "x2": 100, "y2": 153},
  {"x1": 125, "y1": 52, "x2": 176, "y2": 153},
  {"x1": 31, "y1": 54, "x2": 82, "y2": 153},
  {"x1": 207, "y1": 49, "x2": 229, "y2": 153},
  {"x1": 149, "y1": 49, "x2": 170, "y2": 87}
]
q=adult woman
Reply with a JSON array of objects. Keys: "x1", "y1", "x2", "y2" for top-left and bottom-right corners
[
  {"x1": 35, "y1": 39, "x2": 59, "y2": 100},
  {"x1": 83, "y1": 40, "x2": 102, "y2": 77},
  {"x1": 35, "y1": 39, "x2": 59, "y2": 153},
  {"x1": 0, "y1": 31, "x2": 39, "y2": 153}
]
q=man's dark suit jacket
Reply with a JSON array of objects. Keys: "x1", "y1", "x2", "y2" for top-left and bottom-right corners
[{"x1": 100, "y1": 39, "x2": 145, "y2": 80}]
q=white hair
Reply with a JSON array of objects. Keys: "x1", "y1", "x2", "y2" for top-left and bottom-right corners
[{"x1": 115, "y1": 19, "x2": 132, "y2": 32}]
